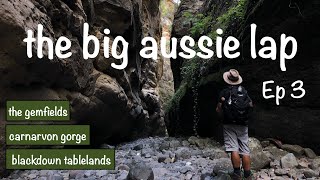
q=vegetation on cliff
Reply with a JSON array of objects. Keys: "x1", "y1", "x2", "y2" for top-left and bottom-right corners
[
  {"x1": 167, "y1": 0, "x2": 320, "y2": 154},
  {"x1": 166, "y1": 0, "x2": 249, "y2": 114}
]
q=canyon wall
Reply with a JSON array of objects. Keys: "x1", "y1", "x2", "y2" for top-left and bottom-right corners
[
  {"x1": 0, "y1": 0, "x2": 166, "y2": 176},
  {"x1": 167, "y1": 0, "x2": 320, "y2": 153}
]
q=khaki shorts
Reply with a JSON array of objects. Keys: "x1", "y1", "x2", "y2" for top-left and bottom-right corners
[{"x1": 223, "y1": 124, "x2": 250, "y2": 155}]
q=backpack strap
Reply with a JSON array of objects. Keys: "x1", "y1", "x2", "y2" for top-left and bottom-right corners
[{"x1": 227, "y1": 86, "x2": 234, "y2": 104}]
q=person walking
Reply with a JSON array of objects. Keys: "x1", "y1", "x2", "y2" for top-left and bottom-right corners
[{"x1": 216, "y1": 69, "x2": 253, "y2": 180}]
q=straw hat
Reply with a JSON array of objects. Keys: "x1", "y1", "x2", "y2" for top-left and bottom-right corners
[{"x1": 223, "y1": 69, "x2": 243, "y2": 85}]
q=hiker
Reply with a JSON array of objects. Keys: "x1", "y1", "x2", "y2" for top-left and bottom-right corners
[{"x1": 216, "y1": 69, "x2": 254, "y2": 180}]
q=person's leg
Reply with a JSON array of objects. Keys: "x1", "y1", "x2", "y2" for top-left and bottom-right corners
[
  {"x1": 223, "y1": 125, "x2": 241, "y2": 179},
  {"x1": 231, "y1": 151, "x2": 241, "y2": 169},
  {"x1": 231, "y1": 151, "x2": 241, "y2": 178},
  {"x1": 242, "y1": 155, "x2": 251, "y2": 178},
  {"x1": 237, "y1": 126, "x2": 252, "y2": 178}
]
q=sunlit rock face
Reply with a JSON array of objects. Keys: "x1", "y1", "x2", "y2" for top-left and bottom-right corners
[{"x1": 0, "y1": 0, "x2": 167, "y2": 175}]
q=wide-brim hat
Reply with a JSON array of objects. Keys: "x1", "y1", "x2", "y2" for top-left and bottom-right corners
[{"x1": 223, "y1": 69, "x2": 243, "y2": 85}]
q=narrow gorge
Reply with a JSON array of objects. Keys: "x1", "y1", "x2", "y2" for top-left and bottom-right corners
[{"x1": 0, "y1": 0, "x2": 320, "y2": 179}]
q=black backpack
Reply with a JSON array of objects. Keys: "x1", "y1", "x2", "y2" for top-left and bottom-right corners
[{"x1": 223, "y1": 86, "x2": 251, "y2": 125}]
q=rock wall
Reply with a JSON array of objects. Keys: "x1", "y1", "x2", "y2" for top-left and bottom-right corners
[
  {"x1": 170, "y1": 0, "x2": 205, "y2": 90},
  {"x1": 158, "y1": 0, "x2": 175, "y2": 110},
  {"x1": 0, "y1": 0, "x2": 166, "y2": 176},
  {"x1": 167, "y1": 0, "x2": 320, "y2": 153}
]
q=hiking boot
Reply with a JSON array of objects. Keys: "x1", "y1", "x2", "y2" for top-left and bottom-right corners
[
  {"x1": 230, "y1": 172, "x2": 241, "y2": 180},
  {"x1": 243, "y1": 173, "x2": 253, "y2": 180}
]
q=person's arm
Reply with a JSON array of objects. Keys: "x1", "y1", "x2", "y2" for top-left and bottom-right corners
[
  {"x1": 249, "y1": 101, "x2": 253, "y2": 108},
  {"x1": 216, "y1": 102, "x2": 222, "y2": 113},
  {"x1": 247, "y1": 94, "x2": 253, "y2": 108},
  {"x1": 216, "y1": 97, "x2": 225, "y2": 113}
]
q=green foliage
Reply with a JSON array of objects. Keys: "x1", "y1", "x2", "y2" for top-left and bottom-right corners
[
  {"x1": 208, "y1": 30, "x2": 218, "y2": 40},
  {"x1": 216, "y1": 0, "x2": 248, "y2": 29},
  {"x1": 182, "y1": 0, "x2": 247, "y2": 38},
  {"x1": 180, "y1": 54, "x2": 201, "y2": 82},
  {"x1": 165, "y1": 83, "x2": 187, "y2": 112},
  {"x1": 183, "y1": 11, "x2": 193, "y2": 19},
  {"x1": 183, "y1": 12, "x2": 212, "y2": 37},
  {"x1": 167, "y1": 0, "x2": 249, "y2": 113},
  {"x1": 180, "y1": 12, "x2": 213, "y2": 83},
  {"x1": 160, "y1": 0, "x2": 175, "y2": 18},
  {"x1": 179, "y1": 0, "x2": 249, "y2": 85}
]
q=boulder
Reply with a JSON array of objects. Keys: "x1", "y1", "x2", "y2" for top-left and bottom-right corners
[
  {"x1": 175, "y1": 147, "x2": 191, "y2": 160},
  {"x1": 304, "y1": 148, "x2": 317, "y2": 159},
  {"x1": 188, "y1": 136, "x2": 198, "y2": 145},
  {"x1": 69, "y1": 170, "x2": 85, "y2": 179},
  {"x1": 265, "y1": 146, "x2": 288, "y2": 161},
  {"x1": 214, "y1": 174, "x2": 230, "y2": 180},
  {"x1": 280, "y1": 153, "x2": 298, "y2": 168},
  {"x1": 303, "y1": 169, "x2": 318, "y2": 178},
  {"x1": 257, "y1": 171, "x2": 270, "y2": 179},
  {"x1": 249, "y1": 137, "x2": 263, "y2": 152},
  {"x1": 251, "y1": 151, "x2": 271, "y2": 170},
  {"x1": 169, "y1": 140, "x2": 181, "y2": 148},
  {"x1": 128, "y1": 162, "x2": 154, "y2": 180},
  {"x1": 152, "y1": 168, "x2": 168, "y2": 179},
  {"x1": 270, "y1": 160, "x2": 281, "y2": 169},
  {"x1": 179, "y1": 166, "x2": 194, "y2": 174},
  {"x1": 117, "y1": 170, "x2": 129, "y2": 180},
  {"x1": 186, "y1": 136, "x2": 216, "y2": 148},
  {"x1": 274, "y1": 169, "x2": 287, "y2": 176},
  {"x1": 202, "y1": 149, "x2": 228, "y2": 159},
  {"x1": 287, "y1": 169, "x2": 298, "y2": 179},
  {"x1": 310, "y1": 157, "x2": 320, "y2": 169},
  {"x1": 96, "y1": 170, "x2": 108, "y2": 178},
  {"x1": 191, "y1": 149, "x2": 203, "y2": 157},
  {"x1": 159, "y1": 141, "x2": 170, "y2": 151},
  {"x1": 267, "y1": 169, "x2": 276, "y2": 177},
  {"x1": 297, "y1": 159, "x2": 309, "y2": 169},
  {"x1": 133, "y1": 144, "x2": 143, "y2": 151},
  {"x1": 157, "y1": 154, "x2": 169, "y2": 163},
  {"x1": 28, "y1": 174, "x2": 37, "y2": 179},
  {"x1": 200, "y1": 172, "x2": 213, "y2": 180},
  {"x1": 194, "y1": 138, "x2": 213, "y2": 148},
  {"x1": 249, "y1": 138, "x2": 271, "y2": 170},
  {"x1": 212, "y1": 158, "x2": 233, "y2": 175},
  {"x1": 163, "y1": 157, "x2": 174, "y2": 164},
  {"x1": 282, "y1": 144, "x2": 304, "y2": 156},
  {"x1": 261, "y1": 140, "x2": 270, "y2": 148},
  {"x1": 117, "y1": 164, "x2": 130, "y2": 171},
  {"x1": 182, "y1": 140, "x2": 190, "y2": 147}
]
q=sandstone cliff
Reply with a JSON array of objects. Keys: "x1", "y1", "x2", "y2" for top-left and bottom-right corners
[{"x1": 0, "y1": 0, "x2": 166, "y2": 176}]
